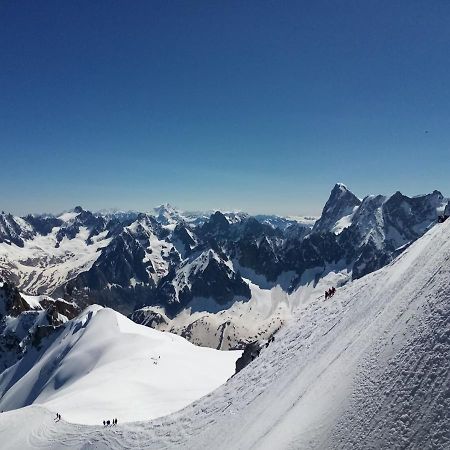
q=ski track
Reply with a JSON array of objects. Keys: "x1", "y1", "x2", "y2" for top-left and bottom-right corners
[{"x1": 1, "y1": 221, "x2": 450, "y2": 449}]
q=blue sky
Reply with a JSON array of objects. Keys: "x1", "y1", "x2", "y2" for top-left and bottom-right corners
[{"x1": 1, "y1": 1, "x2": 449, "y2": 216}]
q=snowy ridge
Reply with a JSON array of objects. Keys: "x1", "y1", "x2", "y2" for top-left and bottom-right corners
[
  {"x1": 0, "y1": 306, "x2": 240, "y2": 426},
  {"x1": 1, "y1": 216, "x2": 449, "y2": 448}
]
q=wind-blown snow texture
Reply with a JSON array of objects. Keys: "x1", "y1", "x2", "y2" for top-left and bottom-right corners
[{"x1": 1, "y1": 218, "x2": 449, "y2": 449}]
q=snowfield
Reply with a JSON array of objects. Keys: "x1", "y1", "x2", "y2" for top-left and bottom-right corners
[
  {"x1": 0, "y1": 307, "x2": 240, "y2": 426},
  {"x1": 1, "y1": 219, "x2": 450, "y2": 449}
]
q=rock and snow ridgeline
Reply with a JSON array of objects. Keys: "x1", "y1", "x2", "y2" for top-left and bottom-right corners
[{"x1": 0, "y1": 185, "x2": 448, "y2": 350}]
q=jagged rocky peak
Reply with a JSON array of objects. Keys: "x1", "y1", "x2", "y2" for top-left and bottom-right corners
[
  {"x1": 152, "y1": 247, "x2": 250, "y2": 316},
  {"x1": 172, "y1": 222, "x2": 197, "y2": 254},
  {"x1": 383, "y1": 189, "x2": 445, "y2": 222},
  {"x1": 55, "y1": 206, "x2": 107, "y2": 244},
  {"x1": 381, "y1": 189, "x2": 445, "y2": 246},
  {"x1": 134, "y1": 212, "x2": 159, "y2": 228},
  {"x1": 313, "y1": 183, "x2": 362, "y2": 233},
  {"x1": 0, "y1": 213, "x2": 36, "y2": 247},
  {"x1": 0, "y1": 278, "x2": 28, "y2": 316},
  {"x1": 23, "y1": 214, "x2": 63, "y2": 236},
  {"x1": 200, "y1": 211, "x2": 231, "y2": 238},
  {"x1": 125, "y1": 213, "x2": 168, "y2": 242},
  {"x1": 444, "y1": 200, "x2": 450, "y2": 217}
]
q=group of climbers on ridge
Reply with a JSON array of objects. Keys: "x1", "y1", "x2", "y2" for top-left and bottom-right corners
[{"x1": 325, "y1": 286, "x2": 336, "y2": 300}]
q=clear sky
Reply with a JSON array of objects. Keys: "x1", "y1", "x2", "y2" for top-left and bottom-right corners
[{"x1": 1, "y1": 1, "x2": 449, "y2": 216}]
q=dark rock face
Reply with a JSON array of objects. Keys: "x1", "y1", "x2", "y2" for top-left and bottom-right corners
[
  {"x1": 190, "y1": 255, "x2": 250, "y2": 305},
  {"x1": 172, "y1": 223, "x2": 197, "y2": 257},
  {"x1": 200, "y1": 211, "x2": 231, "y2": 238},
  {"x1": 151, "y1": 249, "x2": 251, "y2": 317},
  {"x1": 0, "y1": 280, "x2": 30, "y2": 316},
  {"x1": 313, "y1": 184, "x2": 362, "y2": 233},
  {"x1": 0, "y1": 278, "x2": 79, "y2": 372},
  {"x1": 285, "y1": 232, "x2": 344, "y2": 275},
  {"x1": 444, "y1": 201, "x2": 450, "y2": 217},
  {"x1": 0, "y1": 214, "x2": 35, "y2": 247},
  {"x1": 382, "y1": 190, "x2": 443, "y2": 246},
  {"x1": 62, "y1": 214, "x2": 169, "y2": 314},
  {"x1": 236, "y1": 236, "x2": 282, "y2": 282},
  {"x1": 23, "y1": 215, "x2": 63, "y2": 236},
  {"x1": 235, "y1": 341, "x2": 264, "y2": 374},
  {"x1": 42, "y1": 298, "x2": 79, "y2": 325},
  {"x1": 129, "y1": 308, "x2": 169, "y2": 328}
]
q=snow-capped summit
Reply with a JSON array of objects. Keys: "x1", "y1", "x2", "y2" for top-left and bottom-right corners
[{"x1": 152, "y1": 203, "x2": 185, "y2": 226}]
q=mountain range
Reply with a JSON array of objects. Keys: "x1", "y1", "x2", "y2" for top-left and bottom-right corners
[
  {"x1": 1, "y1": 197, "x2": 450, "y2": 449},
  {"x1": 0, "y1": 184, "x2": 448, "y2": 350}
]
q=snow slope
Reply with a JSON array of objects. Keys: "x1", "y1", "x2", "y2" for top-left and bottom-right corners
[
  {"x1": 1, "y1": 219, "x2": 450, "y2": 449},
  {"x1": 0, "y1": 306, "x2": 240, "y2": 426}
]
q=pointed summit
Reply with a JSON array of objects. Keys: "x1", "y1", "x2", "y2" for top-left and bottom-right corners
[{"x1": 313, "y1": 184, "x2": 362, "y2": 233}]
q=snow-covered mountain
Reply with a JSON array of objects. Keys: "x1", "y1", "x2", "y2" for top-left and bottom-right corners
[
  {"x1": 1, "y1": 213, "x2": 450, "y2": 449},
  {"x1": 0, "y1": 185, "x2": 447, "y2": 349},
  {"x1": 0, "y1": 304, "x2": 240, "y2": 425}
]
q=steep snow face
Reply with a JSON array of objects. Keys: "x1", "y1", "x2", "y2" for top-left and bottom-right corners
[
  {"x1": 0, "y1": 306, "x2": 241, "y2": 425},
  {"x1": 3, "y1": 218, "x2": 449, "y2": 449},
  {"x1": 347, "y1": 194, "x2": 387, "y2": 246}
]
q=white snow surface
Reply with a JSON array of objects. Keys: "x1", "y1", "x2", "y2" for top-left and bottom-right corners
[
  {"x1": 0, "y1": 306, "x2": 240, "y2": 427},
  {"x1": 1, "y1": 217, "x2": 450, "y2": 449}
]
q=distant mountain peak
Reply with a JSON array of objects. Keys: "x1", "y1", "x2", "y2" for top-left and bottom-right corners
[
  {"x1": 334, "y1": 182, "x2": 348, "y2": 191},
  {"x1": 313, "y1": 184, "x2": 361, "y2": 233}
]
